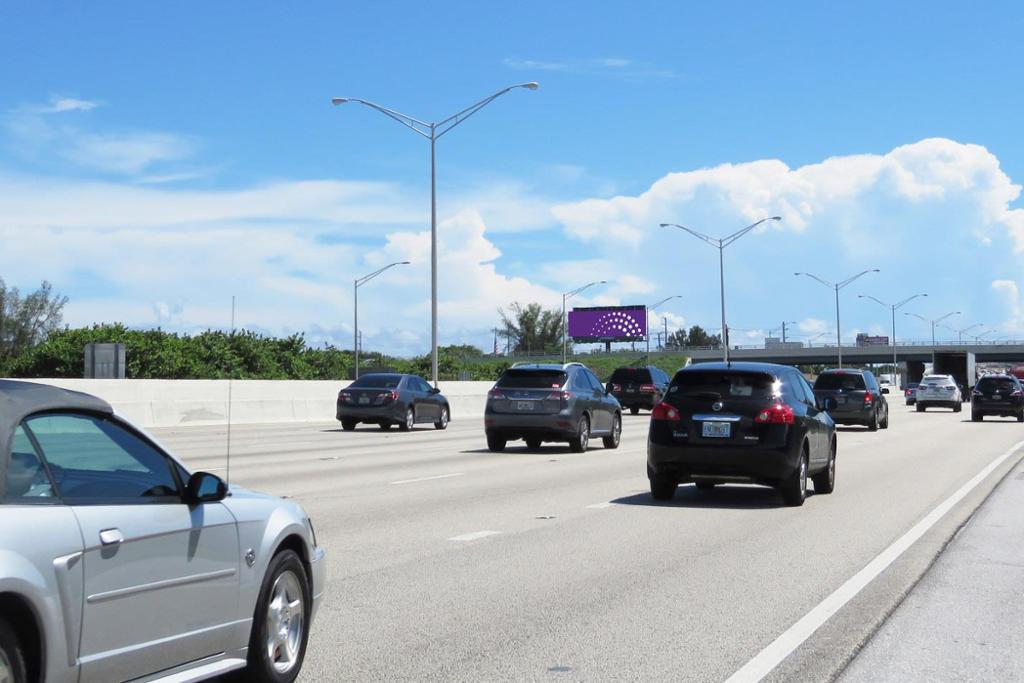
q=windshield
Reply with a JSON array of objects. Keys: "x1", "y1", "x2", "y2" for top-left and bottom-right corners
[
  {"x1": 922, "y1": 375, "x2": 955, "y2": 385},
  {"x1": 350, "y1": 375, "x2": 402, "y2": 389},
  {"x1": 610, "y1": 368, "x2": 653, "y2": 383},
  {"x1": 497, "y1": 370, "x2": 567, "y2": 389},
  {"x1": 977, "y1": 378, "x2": 1017, "y2": 393},
  {"x1": 814, "y1": 373, "x2": 866, "y2": 391},
  {"x1": 671, "y1": 371, "x2": 776, "y2": 400}
]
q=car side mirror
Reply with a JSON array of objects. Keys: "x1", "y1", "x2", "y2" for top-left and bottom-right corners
[
  {"x1": 429, "y1": 387, "x2": 441, "y2": 395},
  {"x1": 821, "y1": 397, "x2": 838, "y2": 412},
  {"x1": 881, "y1": 387, "x2": 890, "y2": 395},
  {"x1": 605, "y1": 383, "x2": 613, "y2": 394},
  {"x1": 186, "y1": 471, "x2": 228, "y2": 504}
]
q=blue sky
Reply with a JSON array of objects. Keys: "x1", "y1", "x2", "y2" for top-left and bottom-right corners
[{"x1": 2, "y1": 1, "x2": 1023, "y2": 354}]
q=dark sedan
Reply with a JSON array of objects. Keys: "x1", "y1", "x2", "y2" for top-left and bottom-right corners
[
  {"x1": 812, "y1": 369, "x2": 889, "y2": 431},
  {"x1": 647, "y1": 362, "x2": 837, "y2": 506},
  {"x1": 971, "y1": 374, "x2": 1024, "y2": 422},
  {"x1": 337, "y1": 373, "x2": 450, "y2": 431}
]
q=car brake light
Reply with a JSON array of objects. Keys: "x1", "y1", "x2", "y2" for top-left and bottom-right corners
[
  {"x1": 611, "y1": 383, "x2": 622, "y2": 392},
  {"x1": 381, "y1": 390, "x2": 399, "y2": 403},
  {"x1": 1012, "y1": 390, "x2": 1023, "y2": 397},
  {"x1": 488, "y1": 389, "x2": 506, "y2": 400},
  {"x1": 640, "y1": 384, "x2": 657, "y2": 393},
  {"x1": 338, "y1": 391, "x2": 352, "y2": 403},
  {"x1": 651, "y1": 402, "x2": 680, "y2": 421},
  {"x1": 547, "y1": 390, "x2": 572, "y2": 403},
  {"x1": 755, "y1": 403, "x2": 795, "y2": 425},
  {"x1": 864, "y1": 392, "x2": 874, "y2": 405},
  {"x1": 972, "y1": 390, "x2": 983, "y2": 397}
]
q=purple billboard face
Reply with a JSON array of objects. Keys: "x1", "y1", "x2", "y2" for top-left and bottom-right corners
[{"x1": 568, "y1": 307, "x2": 646, "y2": 341}]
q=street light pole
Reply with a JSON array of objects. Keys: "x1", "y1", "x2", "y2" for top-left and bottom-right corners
[
  {"x1": 952, "y1": 323, "x2": 983, "y2": 345},
  {"x1": 647, "y1": 295, "x2": 682, "y2": 357},
  {"x1": 795, "y1": 269, "x2": 880, "y2": 367},
  {"x1": 905, "y1": 310, "x2": 960, "y2": 364},
  {"x1": 332, "y1": 83, "x2": 539, "y2": 386},
  {"x1": 661, "y1": 217, "x2": 782, "y2": 362},
  {"x1": 562, "y1": 281, "x2": 606, "y2": 364},
  {"x1": 353, "y1": 261, "x2": 410, "y2": 379},
  {"x1": 859, "y1": 293, "x2": 927, "y2": 387}
]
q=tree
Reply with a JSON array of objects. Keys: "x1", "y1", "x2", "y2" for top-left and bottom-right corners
[
  {"x1": 0, "y1": 279, "x2": 68, "y2": 371},
  {"x1": 665, "y1": 325, "x2": 721, "y2": 349},
  {"x1": 497, "y1": 302, "x2": 563, "y2": 354}
]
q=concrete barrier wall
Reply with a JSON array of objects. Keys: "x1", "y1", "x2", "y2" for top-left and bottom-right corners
[{"x1": 7, "y1": 379, "x2": 496, "y2": 429}]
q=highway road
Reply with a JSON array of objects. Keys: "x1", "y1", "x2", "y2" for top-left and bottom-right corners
[{"x1": 152, "y1": 406, "x2": 1024, "y2": 682}]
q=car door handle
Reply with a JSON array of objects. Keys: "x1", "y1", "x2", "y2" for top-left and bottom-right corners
[{"x1": 99, "y1": 528, "x2": 125, "y2": 546}]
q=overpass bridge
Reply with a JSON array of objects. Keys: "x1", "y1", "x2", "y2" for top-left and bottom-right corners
[{"x1": 683, "y1": 341, "x2": 1024, "y2": 366}]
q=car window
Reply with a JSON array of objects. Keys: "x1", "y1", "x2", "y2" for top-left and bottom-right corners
[
  {"x1": 779, "y1": 372, "x2": 802, "y2": 404},
  {"x1": 571, "y1": 371, "x2": 592, "y2": 391},
  {"x1": 791, "y1": 373, "x2": 816, "y2": 405},
  {"x1": 610, "y1": 368, "x2": 653, "y2": 384},
  {"x1": 585, "y1": 370, "x2": 605, "y2": 392},
  {"x1": 498, "y1": 370, "x2": 567, "y2": 389},
  {"x1": 671, "y1": 371, "x2": 777, "y2": 400},
  {"x1": 814, "y1": 373, "x2": 866, "y2": 391},
  {"x1": 977, "y1": 377, "x2": 1018, "y2": 393},
  {"x1": 25, "y1": 413, "x2": 181, "y2": 504},
  {"x1": 863, "y1": 372, "x2": 879, "y2": 390},
  {"x1": 4, "y1": 425, "x2": 56, "y2": 501},
  {"x1": 351, "y1": 375, "x2": 402, "y2": 389}
]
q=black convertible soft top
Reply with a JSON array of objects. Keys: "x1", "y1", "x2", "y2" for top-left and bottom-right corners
[{"x1": 0, "y1": 380, "x2": 113, "y2": 497}]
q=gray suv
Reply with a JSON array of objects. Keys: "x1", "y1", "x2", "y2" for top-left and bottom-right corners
[{"x1": 484, "y1": 363, "x2": 622, "y2": 452}]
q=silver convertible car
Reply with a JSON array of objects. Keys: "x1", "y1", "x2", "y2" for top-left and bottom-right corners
[{"x1": 0, "y1": 381, "x2": 325, "y2": 683}]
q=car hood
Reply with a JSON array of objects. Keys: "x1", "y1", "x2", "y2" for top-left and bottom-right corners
[{"x1": 222, "y1": 484, "x2": 307, "y2": 523}]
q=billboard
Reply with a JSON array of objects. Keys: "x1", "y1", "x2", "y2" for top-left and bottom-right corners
[{"x1": 568, "y1": 305, "x2": 646, "y2": 342}]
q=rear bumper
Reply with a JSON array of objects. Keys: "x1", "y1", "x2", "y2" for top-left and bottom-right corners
[
  {"x1": 827, "y1": 405, "x2": 874, "y2": 425},
  {"x1": 647, "y1": 439, "x2": 802, "y2": 486},
  {"x1": 485, "y1": 410, "x2": 576, "y2": 441},
  {"x1": 612, "y1": 393, "x2": 658, "y2": 409},
  {"x1": 336, "y1": 403, "x2": 405, "y2": 422},
  {"x1": 972, "y1": 400, "x2": 1022, "y2": 415}
]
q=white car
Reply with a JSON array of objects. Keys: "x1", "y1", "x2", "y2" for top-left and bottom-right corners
[
  {"x1": 0, "y1": 381, "x2": 325, "y2": 683},
  {"x1": 915, "y1": 374, "x2": 963, "y2": 412}
]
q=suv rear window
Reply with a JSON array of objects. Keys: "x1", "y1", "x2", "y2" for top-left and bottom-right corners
[
  {"x1": 671, "y1": 371, "x2": 776, "y2": 400},
  {"x1": 351, "y1": 375, "x2": 402, "y2": 389},
  {"x1": 977, "y1": 377, "x2": 1018, "y2": 393},
  {"x1": 497, "y1": 369, "x2": 568, "y2": 389},
  {"x1": 609, "y1": 368, "x2": 653, "y2": 383},
  {"x1": 814, "y1": 373, "x2": 866, "y2": 391}
]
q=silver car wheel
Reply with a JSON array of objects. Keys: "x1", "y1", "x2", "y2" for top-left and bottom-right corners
[
  {"x1": 440, "y1": 408, "x2": 449, "y2": 427},
  {"x1": 579, "y1": 419, "x2": 589, "y2": 450},
  {"x1": 406, "y1": 408, "x2": 415, "y2": 430},
  {"x1": 0, "y1": 650, "x2": 12, "y2": 683},
  {"x1": 799, "y1": 457, "x2": 808, "y2": 496},
  {"x1": 265, "y1": 569, "x2": 305, "y2": 675}
]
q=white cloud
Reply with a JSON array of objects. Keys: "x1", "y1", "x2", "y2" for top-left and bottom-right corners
[
  {"x1": 22, "y1": 96, "x2": 101, "y2": 114},
  {"x1": 63, "y1": 131, "x2": 196, "y2": 174},
  {"x1": 503, "y1": 57, "x2": 676, "y2": 81},
  {"x1": 992, "y1": 280, "x2": 1024, "y2": 334}
]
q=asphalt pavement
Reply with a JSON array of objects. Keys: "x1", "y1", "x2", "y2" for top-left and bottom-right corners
[{"x1": 152, "y1": 404, "x2": 1024, "y2": 682}]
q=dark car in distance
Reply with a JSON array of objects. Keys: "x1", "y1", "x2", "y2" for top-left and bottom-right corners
[
  {"x1": 971, "y1": 375, "x2": 1024, "y2": 422},
  {"x1": 647, "y1": 362, "x2": 837, "y2": 506},
  {"x1": 606, "y1": 366, "x2": 672, "y2": 414},
  {"x1": 485, "y1": 363, "x2": 622, "y2": 452},
  {"x1": 904, "y1": 382, "x2": 919, "y2": 406},
  {"x1": 337, "y1": 373, "x2": 450, "y2": 431},
  {"x1": 812, "y1": 369, "x2": 889, "y2": 431}
]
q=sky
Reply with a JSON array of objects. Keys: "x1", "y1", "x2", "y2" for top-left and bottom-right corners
[{"x1": 2, "y1": 1, "x2": 1023, "y2": 356}]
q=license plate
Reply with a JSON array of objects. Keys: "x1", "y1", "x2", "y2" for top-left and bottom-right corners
[
  {"x1": 358, "y1": 397, "x2": 370, "y2": 405},
  {"x1": 516, "y1": 401, "x2": 535, "y2": 411},
  {"x1": 993, "y1": 394, "x2": 1001, "y2": 400},
  {"x1": 702, "y1": 421, "x2": 731, "y2": 438},
  {"x1": 835, "y1": 396, "x2": 846, "y2": 405}
]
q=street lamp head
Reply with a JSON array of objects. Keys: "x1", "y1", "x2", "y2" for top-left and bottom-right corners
[
  {"x1": 330, "y1": 97, "x2": 349, "y2": 105},
  {"x1": 399, "y1": 261, "x2": 411, "y2": 265},
  {"x1": 770, "y1": 216, "x2": 782, "y2": 221},
  {"x1": 659, "y1": 223, "x2": 672, "y2": 228},
  {"x1": 521, "y1": 82, "x2": 540, "y2": 90}
]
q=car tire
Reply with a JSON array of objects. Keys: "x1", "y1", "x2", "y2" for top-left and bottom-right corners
[
  {"x1": 0, "y1": 617, "x2": 27, "y2": 683},
  {"x1": 602, "y1": 414, "x2": 621, "y2": 449},
  {"x1": 812, "y1": 440, "x2": 836, "y2": 494},
  {"x1": 379, "y1": 422, "x2": 392, "y2": 431},
  {"x1": 916, "y1": 403, "x2": 925, "y2": 413},
  {"x1": 399, "y1": 407, "x2": 414, "y2": 432},
  {"x1": 868, "y1": 410, "x2": 879, "y2": 431},
  {"x1": 434, "y1": 407, "x2": 449, "y2": 430},
  {"x1": 649, "y1": 472, "x2": 677, "y2": 501},
  {"x1": 244, "y1": 550, "x2": 311, "y2": 683},
  {"x1": 568, "y1": 416, "x2": 590, "y2": 453},
  {"x1": 525, "y1": 438, "x2": 542, "y2": 450},
  {"x1": 780, "y1": 450, "x2": 808, "y2": 507},
  {"x1": 1018, "y1": 410, "x2": 1024, "y2": 423},
  {"x1": 880, "y1": 409, "x2": 889, "y2": 429},
  {"x1": 954, "y1": 402, "x2": 962, "y2": 413},
  {"x1": 630, "y1": 406, "x2": 640, "y2": 416},
  {"x1": 486, "y1": 434, "x2": 506, "y2": 452},
  {"x1": 341, "y1": 418, "x2": 357, "y2": 432},
  {"x1": 695, "y1": 481, "x2": 716, "y2": 491},
  {"x1": 972, "y1": 411, "x2": 982, "y2": 422}
]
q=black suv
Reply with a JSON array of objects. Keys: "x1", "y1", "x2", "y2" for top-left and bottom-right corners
[
  {"x1": 485, "y1": 363, "x2": 622, "y2": 452},
  {"x1": 607, "y1": 366, "x2": 672, "y2": 414},
  {"x1": 971, "y1": 375, "x2": 1024, "y2": 422},
  {"x1": 647, "y1": 362, "x2": 837, "y2": 506},
  {"x1": 812, "y1": 369, "x2": 889, "y2": 431}
]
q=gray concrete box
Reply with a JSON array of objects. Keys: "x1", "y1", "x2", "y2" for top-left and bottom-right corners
[{"x1": 84, "y1": 343, "x2": 126, "y2": 379}]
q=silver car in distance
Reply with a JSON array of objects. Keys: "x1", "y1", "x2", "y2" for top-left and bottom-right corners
[{"x1": 0, "y1": 381, "x2": 325, "y2": 683}]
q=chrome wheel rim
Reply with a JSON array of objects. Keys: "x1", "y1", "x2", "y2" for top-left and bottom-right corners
[
  {"x1": 406, "y1": 409, "x2": 414, "y2": 430},
  {"x1": 799, "y1": 458, "x2": 808, "y2": 496},
  {"x1": 440, "y1": 409, "x2": 449, "y2": 426},
  {"x1": 828, "y1": 449, "x2": 836, "y2": 487},
  {"x1": 0, "y1": 649, "x2": 13, "y2": 683},
  {"x1": 265, "y1": 569, "x2": 304, "y2": 674},
  {"x1": 580, "y1": 420, "x2": 589, "y2": 450},
  {"x1": 612, "y1": 417, "x2": 621, "y2": 445}
]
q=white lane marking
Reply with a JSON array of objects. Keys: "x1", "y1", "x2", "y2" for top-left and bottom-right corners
[
  {"x1": 391, "y1": 472, "x2": 465, "y2": 485},
  {"x1": 726, "y1": 439, "x2": 1024, "y2": 683},
  {"x1": 586, "y1": 502, "x2": 614, "y2": 509},
  {"x1": 448, "y1": 530, "x2": 501, "y2": 542}
]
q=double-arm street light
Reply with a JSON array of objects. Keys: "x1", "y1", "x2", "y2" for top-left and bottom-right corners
[
  {"x1": 647, "y1": 295, "x2": 682, "y2": 356},
  {"x1": 858, "y1": 293, "x2": 927, "y2": 386},
  {"x1": 768, "y1": 321, "x2": 797, "y2": 342},
  {"x1": 661, "y1": 216, "x2": 782, "y2": 362},
  {"x1": 354, "y1": 261, "x2": 410, "y2": 379},
  {"x1": 333, "y1": 83, "x2": 539, "y2": 385},
  {"x1": 905, "y1": 310, "x2": 960, "y2": 346},
  {"x1": 795, "y1": 269, "x2": 880, "y2": 367},
  {"x1": 562, "y1": 281, "x2": 606, "y2": 363},
  {"x1": 949, "y1": 323, "x2": 984, "y2": 345}
]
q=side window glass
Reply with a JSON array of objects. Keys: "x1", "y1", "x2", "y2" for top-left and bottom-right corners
[
  {"x1": 26, "y1": 413, "x2": 180, "y2": 504},
  {"x1": 798, "y1": 375, "x2": 816, "y2": 405},
  {"x1": 572, "y1": 372, "x2": 590, "y2": 391},
  {"x1": 779, "y1": 373, "x2": 800, "y2": 403},
  {"x1": 4, "y1": 425, "x2": 56, "y2": 500},
  {"x1": 587, "y1": 371, "x2": 604, "y2": 392}
]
